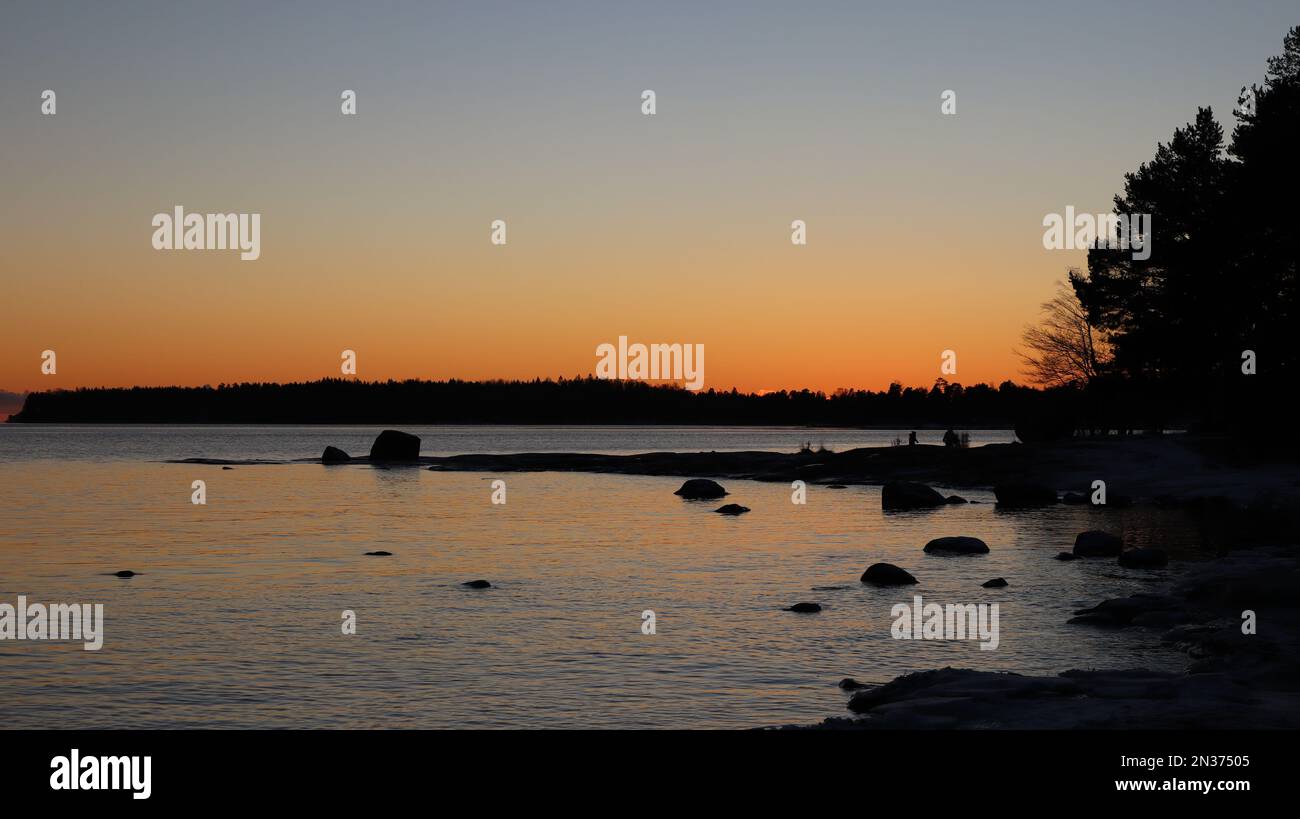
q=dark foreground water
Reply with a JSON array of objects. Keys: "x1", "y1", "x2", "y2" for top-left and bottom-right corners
[{"x1": 0, "y1": 425, "x2": 1213, "y2": 728}]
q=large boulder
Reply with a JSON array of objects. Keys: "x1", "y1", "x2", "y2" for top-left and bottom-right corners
[
  {"x1": 1074, "y1": 530, "x2": 1123, "y2": 557},
  {"x1": 994, "y1": 482, "x2": 1058, "y2": 507},
  {"x1": 860, "y1": 563, "x2": 919, "y2": 585},
  {"x1": 923, "y1": 536, "x2": 989, "y2": 554},
  {"x1": 322, "y1": 445, "x2": 351, "y2": 464},
  {"x1": 674, "y1": 479, "x2": 727, "y2": 499},
  {"x1": 369, "y1": 430, "x2": 421, "y2": 461},
  {"x1": 882, "y1": 481, "x2": 947, "y2": 510},
  {"x1": 1118, "y1": 548, "x2": 1169, "y2": 569}
]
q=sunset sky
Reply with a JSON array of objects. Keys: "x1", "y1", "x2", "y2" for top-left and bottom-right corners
[{"x1": 2, "y1": 1, "x2": 1295, "y2": 402}]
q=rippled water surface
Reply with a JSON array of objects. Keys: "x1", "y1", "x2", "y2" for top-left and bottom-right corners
[{"x1": 0, "y1": 426, "x2": 1214, "y2": 728}]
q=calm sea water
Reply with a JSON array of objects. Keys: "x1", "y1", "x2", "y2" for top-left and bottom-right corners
[{"x1": 0, "y1": 425, "x2": 1213, "y2": 728}]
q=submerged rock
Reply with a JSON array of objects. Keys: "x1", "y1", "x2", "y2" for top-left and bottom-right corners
[
  {"x1": 845, "y1": 668, "x2": 1083, "y2": 716},
  {"x1": 713, "y1": 503, "x2": 750, "y2": 515},
  {"x1": 1074, "y1": 530, "x2": 1123, "y2": 557},
  {"x1": 1055, "y1": 551, "x2": 1078, "y2": 561},
  {"x1": 322, "y1": 445, "x2": 351, "y2": 464},
  {"x1": 982, "y1": 578, "x2": 1008, "y2": 588},
  {"x1": 881, "y1": 481, "x2": 947, "y2": 510},
  {"x1": 111, "y1": 570, "x2": 138, "y2": 578},
  {"x1": 784, "y1": 602, "x2": 822, "y2": 613},
  {"x1": 462, "y1": 579, "x2": 492, "y2": 589},
  {"x1": 823, "y1": 663, "x2": 1295, "y2": 729},
  {"x1": 923, "y1": 536, "x2": 989, "y2": 554},
  {"x1": 1118, "y1": 548, "x2": 1169, "y2": 569},
  {"x1": 860, "y1": 563, "x2": 919, "y2": 585},
  {"x1": 364, "y1": 550, "x2": 392, "y2": 556},
  {"x1": 1069, "y1": 594, "x2": 1179, "y2": 628},
  {"x1": 839, "y1": 678, "x2": 869, "y2": 690},
  {"x1": 1131, "y1": 610, "x2": 1193, "y2": 627},
  {"x1": 369, "y1": 430, "x2": 421, "y2": 461},
  {"x1": 837, "y1": 667, "x2": 1223, "y2": 728},
  {"x1": 993, "y1": 482, "x2": 1058, "y2": 507},
  {"x1": 674, "y1": 478, "x2": 727, "y2": 499},
  {"x1": 945, "y1": 495, "x2": 968, "y2": 504}
]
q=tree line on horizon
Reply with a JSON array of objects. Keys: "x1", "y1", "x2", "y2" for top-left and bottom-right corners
[
  {"x1": 1020, "y1": 25, "x2": 1298, "y2": 445},
  {"x1": 11, "y1": 376, "x2": 1084, "y2": 430}
]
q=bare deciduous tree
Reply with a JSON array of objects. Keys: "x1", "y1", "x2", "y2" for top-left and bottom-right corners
[{"x1": 1018, "y1": 277, "x2": 1111, "y2": 387}]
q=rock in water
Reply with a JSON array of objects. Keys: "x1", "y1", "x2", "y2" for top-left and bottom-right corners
[
  {"x1": 364, "y1": 551, "x2": 392, "y2": 556},
  {"x1": 369, "y1": 430, "x2": 421, "y2": 461},
  {"x1": 714, "y1": 503, "x2": 750, "y2": 515},
  {"x1": 1055, "y1": 552, "x2": 1078, "y2": 561},
  {"x1": 674, "y1": 479, "x2": 727, "y2": 499},
  {"x1": 1074, "y1": 530, "x2": 1123, "y2": 557},
  {"x1": 946, "y1": 495, "x2": 968, "y2": 504},
  {"x1": 322, "y1": 446, "x2": 351, "y2": 464},
  {"x1": 112, "y1": 570, "x2": 138, "y2": 578},
  {"x1": 462, "y1": 579, "x2": 492, "y2": 589},
  {"x1": 784, "y1": 602, "x2": 822, "y2": 613},
  {"x1": 982, "y1": 578, "x2": 1008, "y2": 588},
  {"x1": 881, "y1": 481, "x2": 947, "y2": 510},
  {"x1": 838, "y1": 678, "x2": 869, "y2": 690},
  {"x1": 923, "y1": 536, "x2": 990, "y2": 554},
  {"x1": 993, "y1": 482, "x2": 1058, "y2": 507},
  {"x1": 1118, "y1": 548, "x2": 1168, "y2": 569},
  {"x1": 860, "y1": 563, "x2": 919, "y2": 585},
  {"x1": 1069, "y1": 594, "x2": 1178, "y2": 628}
]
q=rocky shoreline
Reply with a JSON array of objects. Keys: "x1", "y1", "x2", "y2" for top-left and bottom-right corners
[
  {"x1": 173, "y1": 429, "x2": 1300, "y2": 729},
  {"x1": 174, "y1": 432, "x2": 1300, "y2": 506},
  {"x1": 794, "y1": 544, "x2": 1300, "y2": 729}
]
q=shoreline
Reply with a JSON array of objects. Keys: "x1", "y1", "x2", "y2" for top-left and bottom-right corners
[
  {"x1": 172, "y1": 433, "x2": 1300, "y2": 506},
  {"x1": 792, "y1": 543, "x2": 1300, "y2": 730}
]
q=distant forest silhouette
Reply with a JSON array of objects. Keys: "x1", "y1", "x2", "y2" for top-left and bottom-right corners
[{"x1": 12, "y1": 377, "x2": 1069, "y2": 431}]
